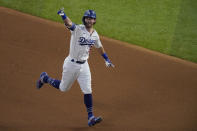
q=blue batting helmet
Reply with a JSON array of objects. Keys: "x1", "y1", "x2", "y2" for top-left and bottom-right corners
[{"x1": 82, "y1": 10, "x2": 96, "y2": 25}]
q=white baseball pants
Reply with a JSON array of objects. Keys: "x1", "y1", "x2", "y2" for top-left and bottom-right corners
[{"x1": 59, "y1": 56, "x2": 92, "y2": 94}]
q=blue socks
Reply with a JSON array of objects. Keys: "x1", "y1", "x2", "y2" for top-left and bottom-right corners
[
  {"x1": 84, "y1": 94, "x2": 93, "y2": 119},
  {"x1": 43, "y1": 75, "x2": 60, "y2": 89}
]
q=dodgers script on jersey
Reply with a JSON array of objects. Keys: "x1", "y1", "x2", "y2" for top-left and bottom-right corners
[{"x1": 69, "y1": 24, "x2": 103, "y2": 61}]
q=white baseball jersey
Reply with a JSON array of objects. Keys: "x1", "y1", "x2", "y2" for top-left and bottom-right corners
[
  {"x1": 59, "y1": 24, "x2": 102, "y2": 94},
  {"x1": 69, "y1": 24, "x2": 102, "y2": 61}
]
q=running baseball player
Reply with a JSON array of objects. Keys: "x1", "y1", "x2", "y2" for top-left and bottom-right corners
[{"x1": 36, "y1": 8, "x2": 114, "y2": 127}]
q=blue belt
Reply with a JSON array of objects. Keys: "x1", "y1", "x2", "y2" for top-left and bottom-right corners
[{"x1": 71, "y1": 59, "x2": 86, "y2": 64}]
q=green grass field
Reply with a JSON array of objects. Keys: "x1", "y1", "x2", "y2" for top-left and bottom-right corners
[{"x1": 0, "y1": 0, "x2": 197, "y2": 63}]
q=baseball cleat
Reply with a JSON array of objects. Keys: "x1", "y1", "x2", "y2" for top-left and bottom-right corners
[
  {"x1": 88, "y1": 116, "x2": 102, "y2": 127},
  {"x1": 36, "y1": 72, "x2": 48, "y2": 89}
]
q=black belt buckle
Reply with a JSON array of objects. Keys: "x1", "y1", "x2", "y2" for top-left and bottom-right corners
[{"x1": 71, "y1": 59, "x2": 86, "y2": 64}]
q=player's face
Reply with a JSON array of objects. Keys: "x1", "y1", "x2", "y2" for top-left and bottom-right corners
[{"x1": 85, "y1": 17, "x2": 96, "y2": 28}]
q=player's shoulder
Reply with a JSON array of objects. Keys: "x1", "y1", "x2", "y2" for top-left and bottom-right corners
[
  {"x1": 73, "y1": 24, "x2": 85, "y2": 32},
  {"x1": 76, "y1": 24, "x2": 85, "y2": 29},
  {"x1": 70, "y1": 24, "x2": 84, "y2": 32},
  {"x1": 93, "y1": 29, "x2": 98, "y2": 34},
  {"x1": 93, "y1": 29, "x2": 99, "y2": 37}
]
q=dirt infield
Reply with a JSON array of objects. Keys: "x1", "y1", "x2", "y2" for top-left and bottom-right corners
[{"x1": 0, "y1": 7, "x2": 197, "y2": 131}]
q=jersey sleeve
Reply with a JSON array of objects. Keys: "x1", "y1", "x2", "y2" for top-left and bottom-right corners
[
  {"x1": 64, "y1": 23, "x2": 79, "y2": 33},
  {"x1": 94, "y1": 33, "x2": 103, "y2": 48}
]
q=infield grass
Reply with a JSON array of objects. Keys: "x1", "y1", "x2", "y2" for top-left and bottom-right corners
[{"x1": 0, "y1": 0, "x2": 197, "y2": 63}]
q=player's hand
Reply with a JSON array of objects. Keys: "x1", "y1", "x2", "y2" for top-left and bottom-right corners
[
  {"x1": 57, "y1": 7, "x2": 65, "y2": 16},
  {"x1": 57, "y1": 7, "x2": 67, "y2": 20},
  {"x1": 105, "y1": 60, "x2": 115, "y2": 68}
]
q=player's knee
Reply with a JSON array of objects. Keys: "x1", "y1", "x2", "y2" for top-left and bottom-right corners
[
  {"x1": 59, "y1": 86, "x2": 70, "y2": 92},
  {"x1": 59, "y1": 83, "x2": 71, "y2": 92}
]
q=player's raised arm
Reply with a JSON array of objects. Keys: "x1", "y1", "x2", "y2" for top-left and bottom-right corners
[{"x1": 57, "y1": 8, "x2": 76, "y2": 31}]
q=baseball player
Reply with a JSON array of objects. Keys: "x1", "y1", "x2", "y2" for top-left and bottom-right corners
[{"x1": 36, "y1": 8, "x2": 114, "y2": 127}]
